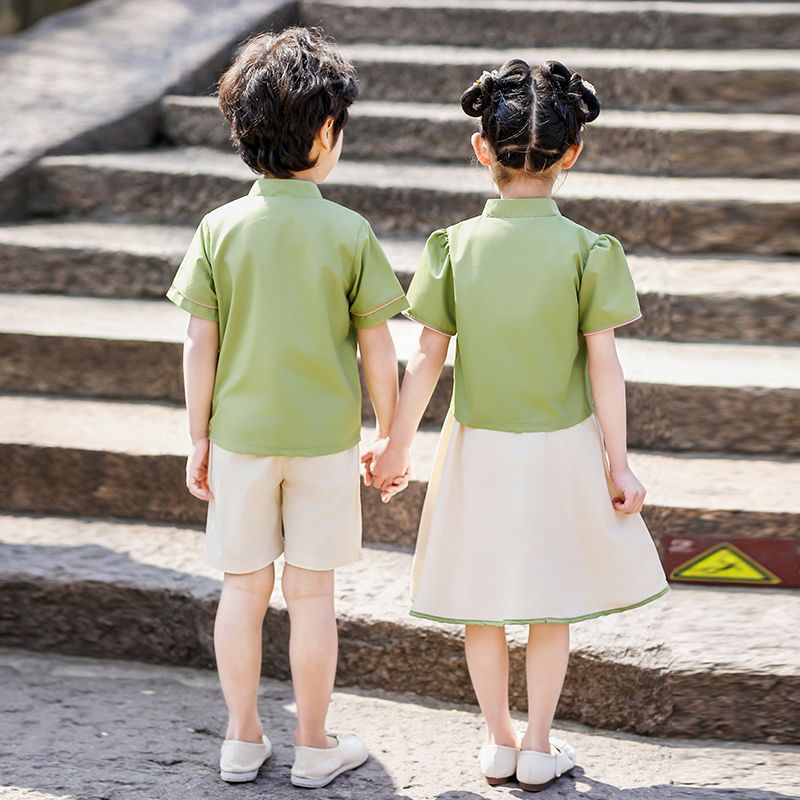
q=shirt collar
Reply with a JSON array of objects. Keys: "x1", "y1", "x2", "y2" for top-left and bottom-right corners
[
  {"x1": 482, "y1": 197, "x2": 561, "y2": 219},
  {"x1": 249, "y1": 178, "x2": 323, "y2": 199}
]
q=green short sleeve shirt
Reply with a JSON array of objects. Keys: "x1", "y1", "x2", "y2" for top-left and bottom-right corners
[
  {"x1": 405, "y1": 197, "x2": 641, "y2": 433},
  {"x1": 167, "y1": 178, "x2": 409, "y2": 456}
]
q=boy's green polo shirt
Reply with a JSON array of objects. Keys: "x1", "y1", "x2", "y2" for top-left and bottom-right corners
[
  {"x1": 167, "y1": 178, "x2": 408, "y2": 456},
  {"x1": 405, "y1": 197, "x2": 641, "y2": 433}
]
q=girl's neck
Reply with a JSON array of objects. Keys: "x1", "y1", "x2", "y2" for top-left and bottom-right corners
[{"x1": 497, "y1": 170, "x2": 559, "y2": 200}]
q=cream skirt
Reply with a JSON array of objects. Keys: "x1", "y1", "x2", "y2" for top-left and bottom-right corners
[{"x1": 410, "y1": 411, "x2": 669, "y2": 625}]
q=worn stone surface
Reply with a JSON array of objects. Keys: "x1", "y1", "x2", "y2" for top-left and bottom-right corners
[
  {"x1": 0, "y1": 0, "x2": 294, "y2": 217},
  {"x1": 2, "y1": 649, "x2": 799, "y2": 800},
  {"x1": 162, "y1": 96, "x2": 800, "y2": 180},
  {"x1": 344, "y1": 43, "x2": 800, "y2": 114},
  {"x1": 0, "y1": 393, "x2": 798, "y2": 547},
  {"x1": 29, "y1": 149, "x2": 800, "y2": 256},
  {"x1": 300, "y1": 0, "x2": 800, "y2": 51},
  {"x1": 2, "y1": 515, "x2": 800, "y2": 744},
  {"x1": 0, "y1": 0, "x2": 89, "y2": 36}
]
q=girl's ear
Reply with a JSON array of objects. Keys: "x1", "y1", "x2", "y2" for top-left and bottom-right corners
[
  {"x1": 560, "y1": 141, "x2": 584, "y2": 170},
  {"x1": 471, "y1": 132, "x2": 493, "y2": 166}
]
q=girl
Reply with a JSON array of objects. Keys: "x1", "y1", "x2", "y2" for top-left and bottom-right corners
[{"x1": 364, "y1": 59, "x2": 669, "y2": 791}]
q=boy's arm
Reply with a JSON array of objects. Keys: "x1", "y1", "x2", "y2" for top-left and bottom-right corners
[
  {"x1": 585, "y1": 329, "x2": 645, "y2": 514},
  {"x1": 357, "y1": 322, "x2": 400, "y2": 438},
  {"x1": 369, "y1": 326, "x2": 451, "y2": 498},
  {"x1": 184, "y1": 315, "x2": 219, "y2": 501}
]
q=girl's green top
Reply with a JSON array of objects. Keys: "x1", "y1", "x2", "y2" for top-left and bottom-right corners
[
  {"x1": 404, "y1": 197, "x2": 641, "y2": 433},
  {"x1": 167, "y1": 178, "x2": 408, "y2": 456}
]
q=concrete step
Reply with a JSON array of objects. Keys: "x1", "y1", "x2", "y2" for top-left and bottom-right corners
[
  {"x1": 3, "y1": 651, "x2": 799, "y2": 799},
  {"x1": 2, "y1": 223, "x2": 798, "y2": 344},
  {"x1": 3, "y1": 295, "x2": 800, "y2": 455},
  {"x1": 30, "y1": 148, "x2": 800, "y2": 255},
  {"x1": 300, "y1": 0, "x2": 800, "y2": 51},
  {"x1": 1, "y1": 393, "x2": 798, "y2": 548},
  {"x1": 341, "y1": 43, "x2": 800, "y2": 113},
  {"x1": 161, "y1": 95, "x2": 800, "y2": 180},
  {"x1": 2, "y1": 513, "x2": 798, "y2": 744}
]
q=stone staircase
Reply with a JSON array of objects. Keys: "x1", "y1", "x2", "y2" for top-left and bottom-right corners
[{"x1": 1, "y1": 0, "x2": 799, "y2": 749}]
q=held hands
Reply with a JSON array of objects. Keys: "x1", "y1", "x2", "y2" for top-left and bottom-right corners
[
  {"x1": 186, "y1": 437, "x2": 213, "y2": 502},
  {"x1": 608, "y1": 465, "x2": 646, "y2": 514},
  {"x1": 361, "y1": 437, "x2": 411, "y2": 504}
]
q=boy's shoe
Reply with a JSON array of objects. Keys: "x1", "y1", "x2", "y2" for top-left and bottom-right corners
[
  {"x1": 516, "y1": 738, "x2": 576, "y2": 792},
  {"x1": 479, "y1": 742, "x2": 519, "y2": 785},
  {"x1": 291, "y1": 733, "x2": 369, "y2": 788},
  {"x1": 219, "y1": 734, "x2": 272, "y2": 782}
]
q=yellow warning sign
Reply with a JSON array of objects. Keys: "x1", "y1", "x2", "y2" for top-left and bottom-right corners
[{"x1": 670, "y1": 542, "x2": 781, "y2": 585}]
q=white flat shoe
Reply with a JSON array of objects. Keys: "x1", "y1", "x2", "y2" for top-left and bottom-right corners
[
  {"x1": 291, "y1": 733, "x2": 369, "y2": 788},
  {"x1": 516, "y1": 738, "x2": 576, "y2": 792},
  {"x1": 479, "y1": 742, "x2": 518, "y2": 786},
  {"x1": 219, "y1": 734, "x2": 272, "y2": 782}
]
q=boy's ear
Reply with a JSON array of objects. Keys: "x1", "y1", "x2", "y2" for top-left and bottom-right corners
[
  {"x1": 560, "y1": 141, "x2": 584, "y2": 170},
  {"x1": 318, "y1": 115, "x2": 337, "y2": 151},
  {"x1": 471, "y1": 132, "x2": 493, "y2": 166}
]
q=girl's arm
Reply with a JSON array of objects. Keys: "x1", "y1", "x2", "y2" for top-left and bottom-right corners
[
  {"x1": 184, "y1": 314, "x2": 219, "y2": 501},
  {"x1": 367, "y1": 326, "x2": 451, "y2": 500},
  {"x1": 357, "y1": 322, "x2": 400, "y2": 439},
  {"x1": 585, "y1": 329, "x2": 646, "y2": 514}
]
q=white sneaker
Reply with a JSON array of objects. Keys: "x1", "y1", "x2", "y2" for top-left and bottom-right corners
[
  {"x1": 219, "y1": 734, "x2": 272, "y2": 782},
  {"x1": 291, "y1": 733, "x2": 369, "y2": 788},
  {"x1": 516, "y1": 738, "x2": 576, "y2": 792},
  {"x1": 479, "y1": 742, "x2": 518, "y2": 786}
]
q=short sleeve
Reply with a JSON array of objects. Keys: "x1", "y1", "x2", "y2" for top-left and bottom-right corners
[
  {"x1": 166, "y1": 219, "x2": 219, "y2": 321},
  {"x1": 404, "y1": 229, "x2": 456, "y2": 336},
  {"x1": 349, "y1": 222, "x2": 409, "y2": 328},
  {"x1": 579, "y1": 234, "x2": 641, "y2": 335}
]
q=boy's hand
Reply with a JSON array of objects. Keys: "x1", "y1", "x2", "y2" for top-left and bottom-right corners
[
  {"x1": 187, "y1": 437, "x2": 213, "y2": 501},
  {"x1": 380, "y1": 469, "x2": 410, "y2": 504},
  {"x1": 361, "y1": 438, "x2": 411, "y2": 500},
  {"x1": 608, "y1": 465, "x2": 645, "y2": 514}
]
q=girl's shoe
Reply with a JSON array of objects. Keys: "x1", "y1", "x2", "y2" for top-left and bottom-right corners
[
  {"x1": 291, "y1": 733, "x2": 369, "y2": 788},
  {"x1": 219, "y1": 734, "x2": 272, "y2": 782},
  {"x1": 479, "y1": 742, "x2": 519, "y2": 786},
  {"x1": 516, "y1": 738, "x2": 576, "y2": 792}
]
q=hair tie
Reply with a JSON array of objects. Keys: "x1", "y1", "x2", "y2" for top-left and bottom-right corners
[{"x1": 473, "y1": 69, "x2": 499, "y2": 87}]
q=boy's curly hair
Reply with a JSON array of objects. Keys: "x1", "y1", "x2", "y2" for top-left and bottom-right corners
[{"x1": 218, "y1": 27, "x2": 358, "y2": 178}]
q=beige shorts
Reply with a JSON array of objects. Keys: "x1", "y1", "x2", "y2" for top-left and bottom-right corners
[{"x1": 205, "y1": 442, "x2": 362, "y2": 574}]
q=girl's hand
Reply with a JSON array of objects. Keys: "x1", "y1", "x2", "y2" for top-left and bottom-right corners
[
  {"x1": 380, "y1": 468, "x2": 411, "y2": 504},
  {"x1": 608, "y1": 465, "x2": 645, "y2": 514},
  {"x1": 187, "y1": 437, "x2": 213, "y2": 501},
  {"x1": 362, "y1": 438, "x2": 410, "y2": 493}
]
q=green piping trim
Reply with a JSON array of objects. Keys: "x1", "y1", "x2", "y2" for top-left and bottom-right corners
[{"x1": 409, "y1": 585, "x2": 670, "y2": 627}]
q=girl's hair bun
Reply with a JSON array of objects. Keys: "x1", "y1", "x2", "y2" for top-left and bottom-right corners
[
  {"x1": 541, "y1": 59, "x2": 600, "y2": 124},
  {"x1": 460, "y1": 59, "x2": 532, "y2": 119}
]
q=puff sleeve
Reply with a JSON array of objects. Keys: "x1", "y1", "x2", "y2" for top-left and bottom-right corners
[
  {"x1": 579, "y1": 234, "x2": 641, "y2": 335},
  {"x1": 166, "y1": 218, "x2": 219, "y2": 322},
  {"x1": 349, "y1": 222, "x2": 409, "y2": 328},
  {"x1": 404, "y1": 229, "x2": 457, "y2": 336}
]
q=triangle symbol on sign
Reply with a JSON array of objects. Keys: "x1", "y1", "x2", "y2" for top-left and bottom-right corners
[{"x1": 670, "y1": 543, "x2": 781, "y2": 585}]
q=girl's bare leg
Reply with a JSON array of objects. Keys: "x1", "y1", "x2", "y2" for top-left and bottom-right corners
[
  {"x1": 214, "y1": 564, "x2": 275, "y2": 742},
  {"x1": 521, "y1": 623, "x2": 570, "y2": 753},
  {"x1": 465, "y1": 625, "x2": 520, "y2": 747}
]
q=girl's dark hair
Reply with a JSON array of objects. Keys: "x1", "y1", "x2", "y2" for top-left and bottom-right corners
[
  {"x1": 461, "y1": 59, "x2": 600, "y2": 178},
  {"x1": 218, "y1": 27, "x2": 358, "y2": 178}
]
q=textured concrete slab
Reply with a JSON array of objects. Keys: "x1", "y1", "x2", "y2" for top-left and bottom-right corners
[
  {"x1": 2, "y1": 649, "x2": 799, "y2": 799},
  {"x1": 30, "y1": 148, "x2": 800, "y2": 255},
  {"x1": 162, "y1": 95, "x2": 800, "y2": 179},
  {"x1": 342, "y1": 42, "x2": 800, "y2": 113},
  {"x1": 0, "y1": 0, "x2": 293, "y2": 217},
  {"x1": 0, "y1": 393, "x2": 798, "y2": 547},
  {"x1": 1, "y1": 293, "x2": 798, "y2": 454},
  {"x1": 1, "y1": 515, "x2": 799, "y2": 743},
  {"x1": 300, "y1": 0, "x2": 800, "y2": 50}
]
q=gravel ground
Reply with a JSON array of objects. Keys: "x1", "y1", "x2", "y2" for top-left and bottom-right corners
[{"x1": 0, "y1": 648, "x2": 798, "y2": 800}]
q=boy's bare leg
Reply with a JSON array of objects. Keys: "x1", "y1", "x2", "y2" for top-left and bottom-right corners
[
  {"x1": 214, "y1": 564, "x2": 275, "y2": 742},
  {"x1": 521, "y1": 623, "x2": 570, "y2": 753},
  {"x1": 465, "y1": 625, "x2": 520, "y2": 748},
  {"x1": 282, "y1": 564, "x2": 338, "y2": 749}
]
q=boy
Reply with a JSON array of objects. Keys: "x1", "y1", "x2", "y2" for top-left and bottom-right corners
[{"x1": 166, "y1": 27, "x2": 408, "y2": 788}]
